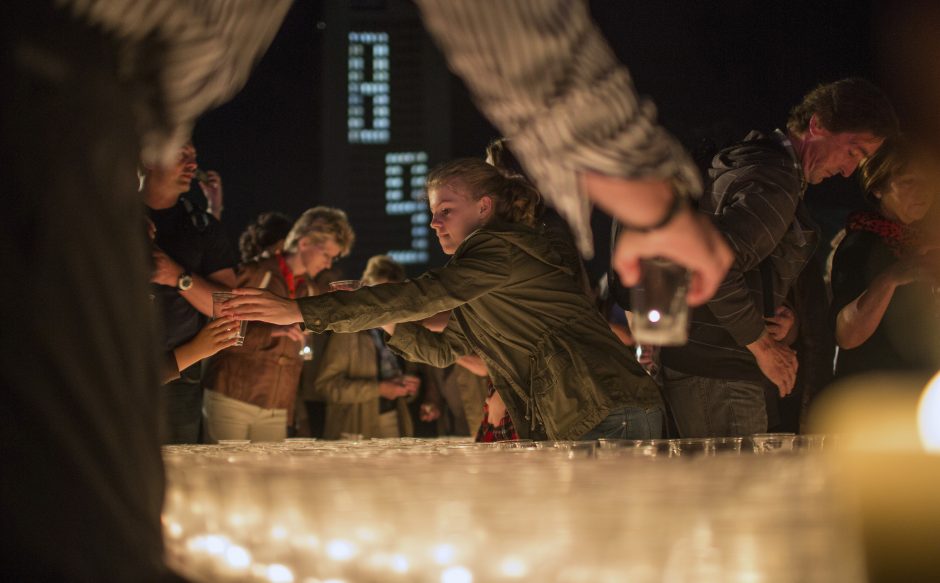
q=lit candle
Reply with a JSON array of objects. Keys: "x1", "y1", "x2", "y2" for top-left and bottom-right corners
[{"x1": 810, "y1": 372, "x2": 940, "y2": 581}]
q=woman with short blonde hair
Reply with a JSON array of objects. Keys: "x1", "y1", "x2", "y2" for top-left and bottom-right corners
[
  {"x1": 202, "y1": 206, "x2": 355, "y2": 442},
  {"x1": 284, "y1": 206, "x2": 355, "y2": 256}
]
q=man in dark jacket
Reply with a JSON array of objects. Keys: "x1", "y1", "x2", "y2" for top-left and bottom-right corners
[
  {"x1": 144, "y1": 142, "x2": 238, "y2": 444},
  {"x1": 658, "y1": 78, "x2": 898, "y2": 438}
]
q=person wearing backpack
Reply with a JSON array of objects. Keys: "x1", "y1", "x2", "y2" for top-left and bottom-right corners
[{"x1": 656, "y1": 78, "x2": 898, "y2": 438}]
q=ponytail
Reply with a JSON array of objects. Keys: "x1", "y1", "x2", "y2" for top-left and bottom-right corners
[
  {"x1": 495, "y1": 175, "x2": 540, "y2": 226},
  {"x1": 239, "y1": 211, "x2": 293, "y2": 263}
]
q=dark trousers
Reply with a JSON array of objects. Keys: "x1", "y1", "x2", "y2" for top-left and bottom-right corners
[
  {"x1": 163, "y1": 381, "x2": 204, "y2": 444},
  {"x1": 662, "y1": 368, "x2": 769, "y2": 438},
  {"x1": 304, "y1": 400, "x2": 329, "y2": 438},
  {"x1": 1, "y1": 4, "x2": 181, "y2": 580}
]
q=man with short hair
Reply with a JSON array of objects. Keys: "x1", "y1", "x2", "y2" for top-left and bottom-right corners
[
  {"x1": 144, "y1": 142, "x2": 238, "y2": 443},
  {"x1": 660, "y1": 78, "x2": 899, "y2": 438}
]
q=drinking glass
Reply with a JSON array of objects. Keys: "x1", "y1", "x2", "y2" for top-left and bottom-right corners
[
  {"x1": 211, "y1": 292, "x2": 248, "y2": 346},
  {"x1": 329, "y1": 280, "x2": 362, "y2": 292},
  {"x1": 670, "y1": 438, "x2": 716, "y2": 457},
  {"x1": 299, "y1": 331, "x2": 314, "y2": 361},
  {"x1": 750, "y1": 433, "x2": 796, "y2": 454},
  {"x1": 629, "y1": 258, "x2": 690, "y2": 345},
  {"x1": 794, "y1": 434, "x2": 826, "y2": 451},
  {"x1": 712, "y1": 437, "x2": 745, "y2": 455}
]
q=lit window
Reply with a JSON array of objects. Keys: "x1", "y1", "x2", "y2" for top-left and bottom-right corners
[
  {"x1": 385, "y1": 151, "x2": 430, "y2": 264},
  {"x1": 348, "y1": 32, "x2": 390, "y2": 144}
]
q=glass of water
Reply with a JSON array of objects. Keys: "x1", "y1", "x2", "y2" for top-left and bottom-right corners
[{"x1": 629, "y1": 258, "x2": 690, "y2": 346}]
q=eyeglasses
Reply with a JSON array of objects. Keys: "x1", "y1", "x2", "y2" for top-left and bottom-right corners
[{"x1": 314, "y1": 244, "x2": 341, "y2": 265}]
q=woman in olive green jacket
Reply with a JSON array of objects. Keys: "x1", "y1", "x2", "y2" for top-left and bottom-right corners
[{"x1": 223, "y1": 159, "x2": 663, "y2": 441}]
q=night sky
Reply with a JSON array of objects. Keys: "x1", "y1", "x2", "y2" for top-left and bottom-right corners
[{"x1": 192, "y1": 0, "x2": 880, "y2": 283}]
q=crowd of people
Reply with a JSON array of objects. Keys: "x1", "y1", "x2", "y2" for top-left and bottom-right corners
[
  {"x1": 137, "y1": 77, "x2": 940, "y2": 448},
  {"x1": 5, "y1": 1, "x2": 939, "y2": 580},
  {"x1": 141, "y1": 144, "x2": 532, "y2": 443}
]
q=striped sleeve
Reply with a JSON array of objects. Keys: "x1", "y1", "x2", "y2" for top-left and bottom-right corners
[
  {"x1": 59, "y1": 0, "x2": 292, "y2": 165},
  {"x1": 415, "y1": 0, "x2": 701, "y2": 257},
  {"x1": 705, "y1": 164, "x2": 803, "y2": 346}
]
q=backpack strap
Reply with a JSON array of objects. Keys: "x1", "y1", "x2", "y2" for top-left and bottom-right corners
[{"x1": 180, "y1": 196, "x2": 210, "y2": 233}]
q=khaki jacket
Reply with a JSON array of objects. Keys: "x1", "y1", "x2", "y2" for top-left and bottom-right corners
[
  {"x1": 300, "y1": 221, "x2": 660, "y2": 440},
  {"x1": 315, "y1": 330, "x2": 414, "y2": 440},
  {"x1": 203, "y1": 255, "x2": 308, "y2": 415},
  {"x1": 427, "y1": 365, "x2": 488, "y2": 436}
]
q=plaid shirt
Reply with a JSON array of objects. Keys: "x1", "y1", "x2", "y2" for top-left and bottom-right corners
[{"x1": 475, "y1": 380, "x2": 518, "y2": 442}]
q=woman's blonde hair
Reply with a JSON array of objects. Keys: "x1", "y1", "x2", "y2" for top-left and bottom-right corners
[
  {"x1": 426, "y1": 158, "x2": 540, "y2": 227},
  {"x1": 284, "y1": 206, "x2": 355, "y2": 256},
  {"x1": 362, "y1": 254, "x2": 406, "y2": 285},
  {"x1": 859, "y1": 138, "x2": 915, "y2": 203}
]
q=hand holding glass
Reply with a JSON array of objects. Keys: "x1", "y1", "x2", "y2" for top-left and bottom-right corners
[
  {"x1": 629, "y1": 258, "x2": 690, "y2": 345},
  {"x1": 212, "y1": 292, "x2": 247, "y2": 346}
]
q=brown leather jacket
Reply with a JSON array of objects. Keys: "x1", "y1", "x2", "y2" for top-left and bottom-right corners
[{"x1": 203, "y1": 255, "x2": 310, "y2": 415}]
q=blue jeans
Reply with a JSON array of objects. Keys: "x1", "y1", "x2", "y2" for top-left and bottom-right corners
[
  {"x1": 662, "y1": 367, "x2": 767, "y2": 438},
  {"x1": 579, "y1": 406, "x2": 665, "y2": 440}
]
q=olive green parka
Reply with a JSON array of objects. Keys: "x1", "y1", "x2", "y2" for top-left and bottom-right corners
[{"x1": 299, "y1": 221, "x2": 661, "y2": 440}]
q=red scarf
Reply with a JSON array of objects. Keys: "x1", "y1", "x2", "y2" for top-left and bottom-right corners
[
  {"x1": 846, "y1": 210, "x2": 919, "y2": 258},
  {"x1": 275, "y1": 251, "x2": 304, "y2": 299}
]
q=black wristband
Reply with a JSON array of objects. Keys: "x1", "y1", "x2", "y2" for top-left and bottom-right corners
[{"x1": 620, "y1": 189, "x2": 688, "y2": 233}]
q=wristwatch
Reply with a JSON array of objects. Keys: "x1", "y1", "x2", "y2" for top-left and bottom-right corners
[
  {"x1": 177, "y1": 271, "x2": 194, "y2": 291},
  {"x1": 620, "y1": 188, "x2": 689, "y2": 233}
]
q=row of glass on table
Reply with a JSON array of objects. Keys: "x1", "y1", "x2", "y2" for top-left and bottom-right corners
[
  {"x1": 211, "y1": 432, "x2": 824, "y2": 457},
  {"x1": 163, "y1": 435, "x2": 862, "y2": 583}
]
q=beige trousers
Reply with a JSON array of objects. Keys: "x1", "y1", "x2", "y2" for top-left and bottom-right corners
[{"x1": 202, "y1": 389, "x2": 287, "y2": 443}]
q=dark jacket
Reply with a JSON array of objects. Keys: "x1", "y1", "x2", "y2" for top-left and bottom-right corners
[
  {"x1": 831, "y1": 228, "x2": 940, "y2": 378},
  {"x1": 662, "y1": 130, "x2": 819, "y2": 381},
  {"x1": 299, "y1": 221, "x2": 660, "y2": 440}
]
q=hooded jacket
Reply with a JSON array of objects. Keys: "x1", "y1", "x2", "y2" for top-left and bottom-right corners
[
  {"x1": 662, "y1": 130, "x2": 820, "y2": 381},
  {"x1": 299, "y1": 220, "x2": 660, "y2": 440}
]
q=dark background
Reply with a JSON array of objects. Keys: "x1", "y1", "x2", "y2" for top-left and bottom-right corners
[{"x1": 192, "y1": 0, "x2": 881, "y2": 283}]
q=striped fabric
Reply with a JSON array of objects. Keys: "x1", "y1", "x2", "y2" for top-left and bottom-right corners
[
  {"x1": 661, "y1": 130, "x2": 819, "y2": 381},
  {"x1": 64, "y1": 0, "x2": 698, "y2": 256},
  {"x1": 698, "y1": 130, "x2": 814, "y2": 348},
  {"x1": 416, "y1": 0, "x2": 702, "y2": 257},
  {"x1": 58, "y1": 0, "x2": 292, "y2": 166}
]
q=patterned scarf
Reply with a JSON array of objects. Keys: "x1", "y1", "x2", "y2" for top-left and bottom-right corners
[
  {"x1": 846, "y1": 210, "x2": 919, "y2": 258},
  {"x1": 475, "y1": 380, "x2": 518, "y2": 442}
]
